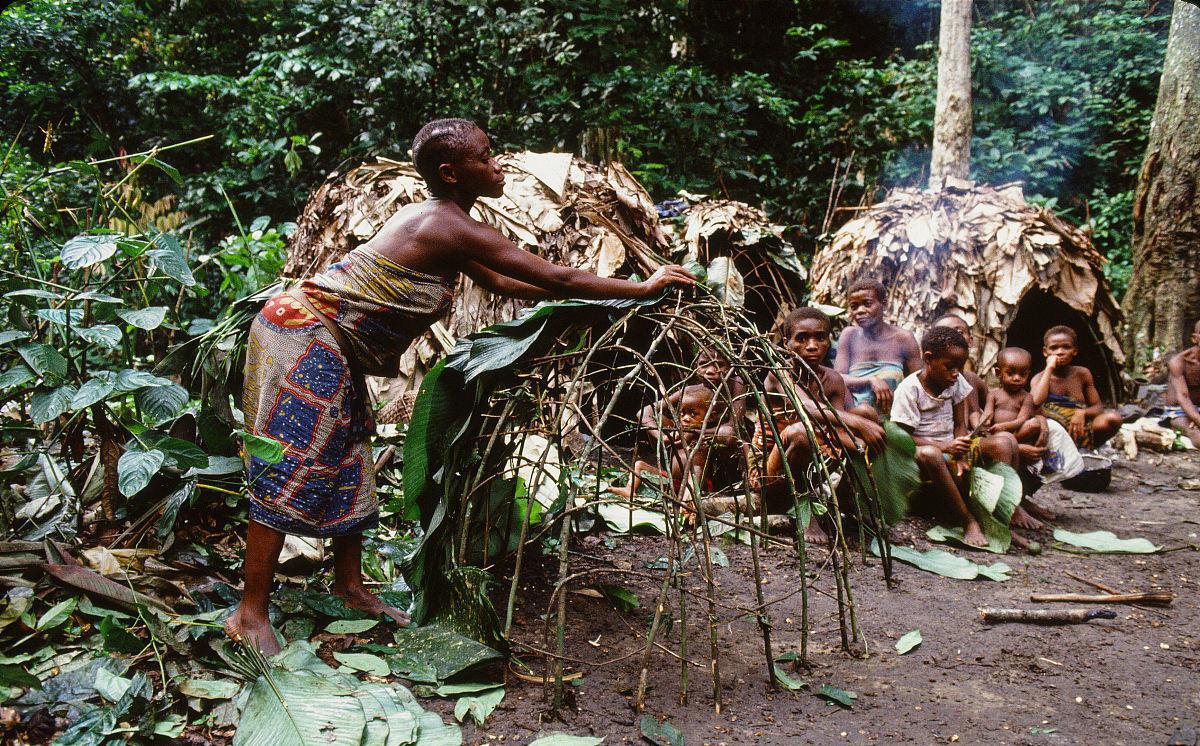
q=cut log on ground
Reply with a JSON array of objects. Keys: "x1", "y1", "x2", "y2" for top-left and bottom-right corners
[{"x1": 979, "y1": 607, "x2": 1117, "y2": 625}]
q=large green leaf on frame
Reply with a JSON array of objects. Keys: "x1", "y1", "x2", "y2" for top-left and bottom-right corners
[
  {"x1": 445, "y1": 319, "x2": 549, "y2": 383},
  {"x1": 60, "y1": 234, "x2": 118, "y2": 270}
]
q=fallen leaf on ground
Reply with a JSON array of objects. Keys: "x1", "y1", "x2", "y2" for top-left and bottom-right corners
[
  {"x1": 895, "y1": 629, "x2": 922, "y2": 655},
  {"x1": 1052, "y1": 529, "x2": 1161, "y2": 554}
]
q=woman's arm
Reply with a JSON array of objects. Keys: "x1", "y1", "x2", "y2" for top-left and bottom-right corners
[
  {"x1": 461, "y1": 260, "x2": 554, "y2": 300},
  {"x1": 461, "y1": 221, "x2": 692, "y2": 299},
  {"x1": 833, "y1": 327, "x2": 855, "y2": 377}
]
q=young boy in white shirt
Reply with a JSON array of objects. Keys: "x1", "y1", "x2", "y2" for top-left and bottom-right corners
[{"x1": 891, "y1": 326, "x2": 1040, "y2": 548}]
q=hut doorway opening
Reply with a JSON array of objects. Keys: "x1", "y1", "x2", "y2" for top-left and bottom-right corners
[{"x1": 1005, "y1": 288, "x2": 1120, "y2": 403}]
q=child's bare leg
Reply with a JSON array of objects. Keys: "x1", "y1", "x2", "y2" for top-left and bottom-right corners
[
  {"x1": 610, "y1": 459, "x2": 667, "y2": 499},
  {"x1": 1172, "y1": 417, "x2": 1200, "y2": 448},
  {"x1": 225, "y1": 520, "x2": 286, "y2": 655},
  {"x1": 333, "y1": 532, "x2": 409, "y2": 626},
  {"x1": 1091, "y1": 411, "x2": 1123, "y2": 446},
  {"x1": 765, "y1": 424, "x2": 827, "y2": 544},
  {"x1": 914, "y1": 445, "x2": 986, "y2": 547},
  {"x1": 1015, "y1": 418, "x2": 1046, "y2": 462}
]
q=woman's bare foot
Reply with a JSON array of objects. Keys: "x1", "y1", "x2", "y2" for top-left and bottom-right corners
[
  {"x1": 963, "y1": 520, "x2": 988, "y2": 548},
  {"x1": 334, "y1": 585, "x2": 411, "y2": 626},
  {"x1": 1010, "y1": 504, "x2": 1044, "y2": 530},
  {"x1": 1021, "y1": 499, "x2": 1056, "y2": 522},
  {"x1": 1017, "y1": 443, "x2": 1046, "y2": 463},
  {"x1": 224, "y1": 607, "x2": 282, "y2": 656}
]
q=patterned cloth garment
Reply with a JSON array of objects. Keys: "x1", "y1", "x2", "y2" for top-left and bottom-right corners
[
  {"x1": 848, "y1": 360, "x2": 906, "y2": 408},
  {"x1": 1041, "y1": 393, "x2": 1094, "y2": 449},
  {"x1": 241, "y1": 247, "x2": 455, "y2": 537}
]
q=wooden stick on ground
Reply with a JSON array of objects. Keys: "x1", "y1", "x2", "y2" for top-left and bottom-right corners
[
  {"x1": 1064, "y1": 570, "x2": 1120, "y2": 594},
  {"x1": 979, "y1": 607, "x2": 1117, "y2": 625},
  {"x1": 1031, "y1": 591, "x2": 1174, "y2": 606}
]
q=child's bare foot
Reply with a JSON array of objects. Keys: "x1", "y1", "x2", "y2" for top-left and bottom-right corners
[
  {"x1": 1010, "y1": 504, "x2": 1044, "y2": 530},
  {"x1": 1021, "y1": 499, "x2": 1056, "y2": 522},
  {"x1": 224, "y1": 607, "x2": 282, "y2": 656},
  {"x1": 963, "y1": 521, "x2": 988, "y2": 548},
  {"x1": 803, "y1": 520, "x2": 828, "y2": 545},
  {"x1": 334, "y1": 585, "x2": 411, "y2": 626},
  {"x1": 1017, "y1": 443, "x2": 1046, "y2": 462}
]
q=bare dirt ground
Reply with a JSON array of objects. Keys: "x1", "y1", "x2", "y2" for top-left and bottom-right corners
[{"x1": 450, "y1": 452, "x2": 1200, "y2": 745}]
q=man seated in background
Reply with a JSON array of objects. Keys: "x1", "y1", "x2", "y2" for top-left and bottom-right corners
[{"x1": 1165, "y1": 320, "x2": 1200, "y2": 447}]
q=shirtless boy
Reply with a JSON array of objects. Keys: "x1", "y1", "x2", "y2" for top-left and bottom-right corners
[
  {"x1": 835, "y1": 278, "x2": 922, "y2": 416},
  {"x1": 1165, "y1": 320, "x2": 1200, "y2": 447},
  {"x1": 892, "y1": 326, "x2": 1040, "y2": 548},
  {"x1": 1031, "y1": 326, "x2": 1121, "y2": 449},
  {"x1": 612, "y1": 347, "x2": 746, "y2": 502},
  {"x1": 610, "y1": 383, "x2": 732, "y2": 506},
  {"x1": 757, "y1": 308, "x2": 886, "y2": 540},
  {"x1": 932, "y1": 314, "x2": 987, "y2": 414},
  {"x1": 981, "y1": 347, "x2": 1048, "y2": 463}
]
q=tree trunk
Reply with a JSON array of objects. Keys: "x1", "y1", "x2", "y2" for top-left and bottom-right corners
[
  {"x1": 1124, "y1": 0, "x2": 1200, "y2": 367},
  {"x1": 929, "y1": 0, "x2": 973, "y2": 190}
]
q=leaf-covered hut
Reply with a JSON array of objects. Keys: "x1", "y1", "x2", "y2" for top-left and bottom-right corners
[
  {"x1": 810, "y1": 179, "x2": 1126, "y2": 400},
  {"x1": 284, "y1": 153, "x2": 807, "y2": 419}
]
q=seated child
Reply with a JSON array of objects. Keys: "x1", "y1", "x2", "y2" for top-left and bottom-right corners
[
  {"x1": 835, "y1": 278, "x2": 922, "y2": 416},
  {"x1": 891, "y1": 326, "x2": 1040, "y2": 548},
  {"x1": 755, "y1": 307, "x2": 887, "y2": 541},
  {"x1": 611, "y1": 349, "x2": 746, "y2": 505},
  {"x1": 981, "y1": 347, "x2": 1048, "y2": 463},
  {"x1": 1165, "y1": 320, "x2": 1200, "y2": 447},
  {"x1": 1031, "y1": 325, "x2": 1121, "y2": 449},
  {"x1": 932, "y1": 314, "x2": 987, "y2": 414}
]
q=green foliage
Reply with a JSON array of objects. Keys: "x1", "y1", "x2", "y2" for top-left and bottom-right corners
[{"x1": 0, "y1": 0, "x2": 1168, "y2": 281}]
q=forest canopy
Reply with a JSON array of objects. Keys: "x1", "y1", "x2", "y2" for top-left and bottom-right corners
[{"x1": 0, "y1": 0, "x2": 1168, "y2": 297}]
